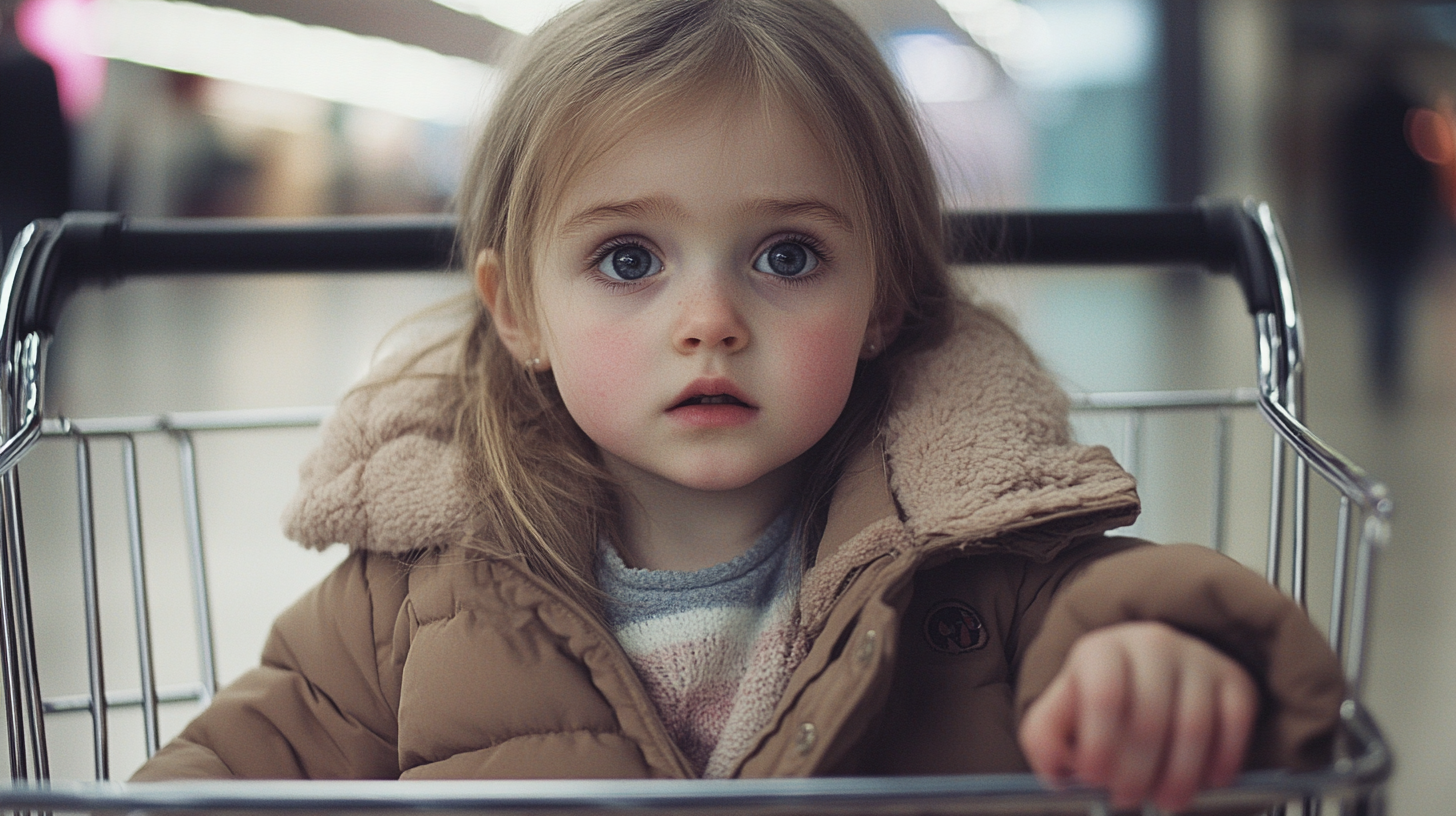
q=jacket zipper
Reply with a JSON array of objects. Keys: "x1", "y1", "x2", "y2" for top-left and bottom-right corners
[{"x1": 727, "y1": 551, "x2": 906, "y2": 778}]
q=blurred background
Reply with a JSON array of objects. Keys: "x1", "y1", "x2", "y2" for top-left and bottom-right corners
[{"x1": 3, "y1": 0, "x2": 1456, "y2": 811}]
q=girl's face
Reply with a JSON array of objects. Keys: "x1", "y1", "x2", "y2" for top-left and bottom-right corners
[{"x1": 530, "y1": 94, "x2": 878, "y2": 494}]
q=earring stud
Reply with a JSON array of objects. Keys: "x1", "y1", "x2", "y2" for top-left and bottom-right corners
[{"x1": 527, "y1": 357, "x2": 541, "y2": 370}]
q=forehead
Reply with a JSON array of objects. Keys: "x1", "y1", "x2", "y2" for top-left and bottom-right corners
[{"x1": 546, "y1": 91, "x2": 864, "y2": 231}]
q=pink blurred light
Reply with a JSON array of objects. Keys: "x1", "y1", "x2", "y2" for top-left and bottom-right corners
[{"x1": 14, "y1": 0, "x2": 106, "y2": 121}]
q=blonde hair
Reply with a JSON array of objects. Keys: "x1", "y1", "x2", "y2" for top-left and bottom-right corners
[{"x1": 452, "y1": 0, "x2": 955, "y2": 605}]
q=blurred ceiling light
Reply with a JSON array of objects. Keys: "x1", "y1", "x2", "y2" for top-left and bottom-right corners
[
  {"x1": 1409, "y1": 104, "x2": 1456, "y2": 166},
  {"x1": 936, "y1": 0, "x2": 1153, "y2": 89},
  {"x1": 430, "y1": 0, "x2": 581, "y2": 35},
  {"x1": 1017, "y1": 0, "x2": 1154, "y2": 89},
  {"x1": 890, "y1": 33, "x2": 993, "y2": 104},
  {"x1": 934, "y1": 0, "x2": 1049, "y2": 79},
  {"x1": 14, "y1": 0, "x2": 108, "y2": 120},
  {"x1": 90, "y1": 0, "x2": 498, "y2": 125}
]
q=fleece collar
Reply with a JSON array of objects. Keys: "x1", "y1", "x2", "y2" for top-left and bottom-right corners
[
  {"x1": 817, "y1": 304, "x2": 1139, "y2": 566},
  {"x1": 282, "y1": 305, "x2": 1139, "y2": 563}
]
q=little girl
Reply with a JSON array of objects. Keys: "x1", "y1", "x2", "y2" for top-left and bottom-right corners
[{"x1": 133, "y1": 0, "x2": 1345, "y2": 811}]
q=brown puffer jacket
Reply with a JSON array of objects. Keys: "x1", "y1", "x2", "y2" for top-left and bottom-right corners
[{"x1": 132, "y1": 306, "x2": 1344, "y2": 781}]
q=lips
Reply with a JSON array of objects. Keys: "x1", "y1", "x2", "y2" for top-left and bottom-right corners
[
  {"x1": 667, "y1": 378, "x2": 758, "y2": 428},
  {"x1": 669, "y1": 378, "x2": 756, "y2": 411}
]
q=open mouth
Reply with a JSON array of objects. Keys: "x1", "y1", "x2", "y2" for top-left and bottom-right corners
[{"x1": 668, "y1": 382, "x2": 756, "y2": 427}]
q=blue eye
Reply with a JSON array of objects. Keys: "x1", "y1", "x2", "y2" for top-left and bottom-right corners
[
  {"x1": 597, "y1": 244, "x2": 661, "y2": 281},
  {"x1": 754, "y1": 241, "x2": 819, "y2": 277}
]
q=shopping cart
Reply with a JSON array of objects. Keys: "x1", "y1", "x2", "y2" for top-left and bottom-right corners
[{"x1": 0, "y1": 201, "x2": 1390, "y2": 814}]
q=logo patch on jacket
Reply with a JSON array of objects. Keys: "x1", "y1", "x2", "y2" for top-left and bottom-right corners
[{"x1": 924, "y1": 600, "x2": 987, "y2": 654}]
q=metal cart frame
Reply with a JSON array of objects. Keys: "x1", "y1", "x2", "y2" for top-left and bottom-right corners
[{"x1": 0, "y1": 201, "x2": 1391, "y2": 813}]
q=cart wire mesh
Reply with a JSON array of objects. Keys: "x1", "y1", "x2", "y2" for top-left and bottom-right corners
[{"x1": 0, "y1": 202, "x2": 1392, "y2": 814}]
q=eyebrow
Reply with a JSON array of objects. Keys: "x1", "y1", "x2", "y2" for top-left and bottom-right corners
[
  {"x1": 559, "y1": 197, "x2": 689, "y2": 236},
  {"x1": 751, "y1": 198, "x2": 856, "y2": 232},
  {"x1": 558, "y1": 196, "x2": 856, "y2": 236}
]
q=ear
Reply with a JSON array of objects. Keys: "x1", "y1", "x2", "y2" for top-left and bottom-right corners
[
  {"x1": 860, "y1": 304, "x2": 904, "y2": 360},
  {"x1": 475, "y1": 249, "x2": 546, "y2": 369}
]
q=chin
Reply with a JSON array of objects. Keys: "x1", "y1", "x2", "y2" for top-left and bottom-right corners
[
  {"x1": 661, "y1": 456, "x2": 792, "y2": 493},
  {"x1": 669, "y1": 470, "x2": 766, "y2": 492}
]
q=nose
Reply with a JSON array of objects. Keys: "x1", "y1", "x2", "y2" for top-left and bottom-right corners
[{"x1": 673, "y1": 272, "x2": 749, "y2": 354}]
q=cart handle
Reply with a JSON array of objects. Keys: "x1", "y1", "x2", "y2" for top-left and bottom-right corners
[
  {"x1": 3, "y1": 203, "x2": 1276, "y2": 341},
  {"x1": 0, "y1": 334, "x2": 42, "y2": 476},
  {"x1": 946, "y1": 203, "x2": 1279, "y2": 312}
]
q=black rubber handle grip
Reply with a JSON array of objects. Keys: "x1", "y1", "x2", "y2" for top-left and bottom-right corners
[
  {"x1": 12, "y1": 203, "x2": 1280, "y2": 337},
  {"x1": 14, "y1": 212, "x2": 458, "y2": 334},
  {"x1": 944, "y1": 203, "x2": 1278, "y2": 313}
]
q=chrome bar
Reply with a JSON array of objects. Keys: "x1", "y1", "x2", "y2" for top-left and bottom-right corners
[
  {"x1": 0, "y1": 334, "x2": 45, "y2": 478},
  {"x1": 1212, "y1": 407, "x2": 1231, "y2": 554},
  {"x1": 175, "y1": 431, "x2": 218, "y2": 704},
  {"x1": 1266, "y1": 436, "x2": 1285, "y2": 587},
  {"x1": 1345, "y1": 516, "x2": 1389, "y2": 698},
  {"x1": 74, "y1": 436, "x2": 109, "y2": 780},
  {"x1": 0, "y1": 223, "x2": 43, "y2": 355},
  {"x1": 41, "y1": 406, "x2": 332, "y2": 437},
  {"x1": 0, "y1": 228, "x2": 51, "y2": 475},
  {"x1": 42, "y1": 682, "x2": 206, "y2": 715},
  {"x1": 1068, "y1": 388, "x2": 1259, "y2": 410},
  {"x1": 6, "y1": 335, "x2": 51, "y2": 781},
  {"x1": 1250, "y1": 201, "x2": 1305, "y2": 410},
  {"x1": 1289, "y1": 336, "x2": 1310, "y2": 608},
  {"x1": 1293, "y1": 455, "x2": 1310, "y2": 608},
  {"x1": 0, "y1": 467, "x2": 23, "y2": 780},
  {"x1": 1246, "y1": 193, "x2": 1316, "y2": 804},
  {"x1": 1253, "y1": 200, "x2": 1312, "y2": 608},
  {"x1": 120, "y1": 435, "x2": 160, "y2": 757},
  {"x1": 1330, "y1": 498, "x2": 1352, "y2": 657},
  {"x1": 1252, "y1": 358, "x2": 1390, "y2": 516},
  {"x1": 0, "y1": 224, "x2": 34, "y2": 342},
  {"x1": 0, "y1": 332, "x2": 30, "y2": 780},
  {"x1": 1246, "y1": 200, "x2": 1391, "y2": 698},
  {"x1": 1122, "y1": 412, "x2": 1142, "y2": 482},
  {"x1": 0, "y1": 708, "x2": 1390, "y2": 815},
  {"x1": 3, "y1": 471, "x2": 47, "y2": 780},
  {"x1": 20, "y1": 398, "x2": 1267, "y2": 435},
  {"x1": 1257, "y1": 301, "x2": 1287, "y2": 591}
]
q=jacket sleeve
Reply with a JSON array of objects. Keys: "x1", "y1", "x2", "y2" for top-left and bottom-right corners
[
  {"x1": 1010, "y1": 538, "x2": 1345, "y2": 771},
  {"x1": 131, "y1": 550, "x2": 408, "y2": 780}
]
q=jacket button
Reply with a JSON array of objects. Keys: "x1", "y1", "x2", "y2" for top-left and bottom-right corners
[
  {"x1": 855, "y1": 629, "x2": 878, "y2": 667},
  {"x1": 794, "y1": 722, "x2": 817, "y2": 755}
]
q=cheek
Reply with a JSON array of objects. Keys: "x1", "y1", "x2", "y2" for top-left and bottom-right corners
[
  {"x1": 546, "y1": 319, "x2": 651, "y2": 438},
  {"x1": 775, "y1": 316, "x2": 866, "y2": 434}
]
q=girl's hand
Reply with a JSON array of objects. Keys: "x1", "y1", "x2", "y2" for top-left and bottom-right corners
[{"x1": 1018, "y1": 621, "x2": 1259, "y2": 813}]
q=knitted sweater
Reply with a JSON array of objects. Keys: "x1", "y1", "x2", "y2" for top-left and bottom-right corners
[{"x1": 595, "y1": 510, "x2": 805, "y2": 777}]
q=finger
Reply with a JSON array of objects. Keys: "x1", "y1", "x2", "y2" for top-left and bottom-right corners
[
  {"x1": 1205, "y1": 666, "x2": 1258, "y2": 788},
  {"x1": 1152, "y1": 661, "x2": 1215, "y2": 813},
  {"x1": 1070, "y1": 639, "x2": 1133, "y2": 789},
  {"x1": 1019, "y1": 671, "x2": 1078, "y2": 786},
  {"x1": 1105, "y1": 637, "x2": 1175, "y2": 809}
]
